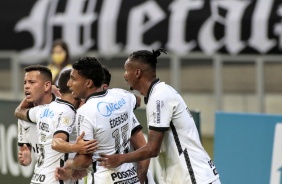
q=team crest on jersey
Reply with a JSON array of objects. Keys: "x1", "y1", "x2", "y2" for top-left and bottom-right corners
[
  {"x1": 61, "y1": 116, "x2": 70, "y2": 125},
  {"x1": 97, "y1": 98, "x2": 126, "y2": 117}
]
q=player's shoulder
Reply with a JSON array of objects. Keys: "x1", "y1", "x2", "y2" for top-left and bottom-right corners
[
  {"x1": 109, "y1": 88, "x2": 135, "y2": 100},
  {"x1": 30, "y1": 104, "x2": 49, "y2": 115},
  {"x1": 77, "y1": 100, "x2": 92, "y2": 114},
  {"x1": 53, "y1": 99, "x2": 76, "y2": 113},
  {"x1": 109, "y1": 88, "x2": 133, "y2": 95}
]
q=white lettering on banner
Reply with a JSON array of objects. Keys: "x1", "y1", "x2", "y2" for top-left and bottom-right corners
[
  {"x1": 166, "y1": 0, "x2": 203, "y2": 53},
  {"x1": 270, "y1": 123, "x2": 282, "y2": 184},
  {"x1": 99, "y1": 0, "x2": 122, "y2": 54},
  {"x1": 51, "y1": 0, "x2": 96, "y2": 55},
  {"x1": 15, "y1": 0, "x2": 96, "y2": 63},
  {"x1": 217, "y1": 1, "x2": 250, "y2": 54},
  {"x1": 14, "y1": 0, "x2": 50, "y2": 63},
  {"x1": 13, "y1": 0, "x2": 282, "y2": 62},
  {"x1": 7, "y1": 125, "x2": 19, "y2": 176},
  {"x1": 0, "y1": 124, "x2": 34, "y2": 178},
  {"x1": 274, "y1": 6, "x2": 282, "y2": 49},
  {"x1": 199, "y1": 1, "x2": 250, "y2": 54},
  {"x1": 248, "y1": 0, "x2": 276, "y2": 53},
  {"x1": 125, "y1": 1, "x2": 166, "y2": 52},
  {"x1": 0, "y1": 124, "x2": 7, "y2": 174}
]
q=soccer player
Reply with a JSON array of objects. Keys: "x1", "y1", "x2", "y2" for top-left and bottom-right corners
[
  {"x1": 98, "y1": 49, "x2": 221, "y2": 184},
  {"x1": 55, "y1": 57, "x2": 147, "y2": 184},
  {"x1": 85, "y1": 65, "x2": 155, "y2": 184},
  {"x1": 17, "y1": 65, "x2": 55, "y2": 166},
  {"x1": 15, "y1": 69, "x2": 99, "y2": 184}
]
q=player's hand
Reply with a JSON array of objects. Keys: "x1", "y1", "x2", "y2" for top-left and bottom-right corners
[
  {"x1": 75, "y1": 131, "x2": 99, "y2": 154},
  {"x1": 54, "y1": 167, "x2": 74, "y2": 181},
  {"x1": 18, "y1": 144, "x2": 32, "y2": 166},
  {"x1": 72, "y1": 169, "x2": 88, "y2": 179},
  {"x1": 97, "y1": 153, "x2": 122, "y2": 168},
  {"x1": 138, "y1": 173, "x2": 148, "y2": 184},
  {"x1": 52, "y1": 85, "x2": 61, "y2": 98}
]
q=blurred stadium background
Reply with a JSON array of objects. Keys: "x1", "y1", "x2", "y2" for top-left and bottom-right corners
[{"x1": 1, "y1": 0, "x2": 282, "y2": 183}]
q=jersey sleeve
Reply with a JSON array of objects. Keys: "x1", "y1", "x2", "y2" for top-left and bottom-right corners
[
  {"x1": 17, "y1": 119, "x2": 31, "y2": 147},
  {"x1": 54, "y1": 110, "x2": 76, "y2": 137},
  {"x1": 76, "y1": 110, "x2": 93, "y2": 141},
  {"x1": 27, "y1": 105, "x2": 43, "y2": 123},
  {"x1": 147, "y1": 93, "x2": 173, "y2": 131},
  {"x1": 131, "y1": 113, "x2": 142, "y2": 136}
]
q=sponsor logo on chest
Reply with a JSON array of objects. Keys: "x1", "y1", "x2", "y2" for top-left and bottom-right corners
[{"x1": 97, "y1": 98, "x2": 126, "y2": 117}]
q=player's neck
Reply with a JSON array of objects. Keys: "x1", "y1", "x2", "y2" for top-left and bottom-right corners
[
  {"x1": 61, "y1": 93, "x2": 79, "y2": 108},
  {"x1": 34, "y1": 92, "x2": 53, "y2": 106},
  {"x1": 85, "y1": 86, "x2": 103, "y2": 99},
  {"x1": 139, "y1": 77, "x2": 156, "y2": 97}
]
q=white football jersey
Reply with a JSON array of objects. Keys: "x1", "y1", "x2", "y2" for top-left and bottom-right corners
[
  {"x1": 18, "y1": 119, "x2": 39, "y2": 159},
  {"x1": 77, "y1": 89, "x2": 142, "y2": 184},
  {"x1": 17, "y1": 94, "x2": 56, "y2": 160},
  {"x1": 145, "y1": 79, "x2": 219, "y2": 184},
  {"x1": 27, "y1": 98, "x2": 77, "y2": 184}
]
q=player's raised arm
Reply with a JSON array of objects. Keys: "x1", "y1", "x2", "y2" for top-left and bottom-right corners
[{"x1": 14, "y1": 98, "x2": 33, "y2": 122}]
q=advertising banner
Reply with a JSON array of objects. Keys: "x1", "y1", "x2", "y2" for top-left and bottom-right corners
[
  {"x1": 0, "y1": 100, "x2": 34, "y2": 183},
  {"x1": 1, "y1": 0, "x2": 282, "y2": 64},
  {"x1": 214, "y1": 112, "x2": 282, "y2": 184}
]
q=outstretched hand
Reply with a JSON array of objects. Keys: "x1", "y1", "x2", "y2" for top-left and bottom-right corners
[
  {"x1": 52, "y1": 85, "x2": 62, "y2": 98},
  {"x1": 97, "y1": 153, "x2": 123, "y2": 169},
  {"x1": 75, "y1": 131, "x2": 99, "y2": 154},
  {"x1": 18, "y1": 144, "x2": 32, "y2": 166}
]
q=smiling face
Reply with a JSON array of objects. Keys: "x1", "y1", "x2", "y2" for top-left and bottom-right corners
[
  {"x1": 67, "y1": 69, "x2": 88, "y2": 99},
  {"x1": 24, "y1": 71, "x2": 49, "y2": 105}
]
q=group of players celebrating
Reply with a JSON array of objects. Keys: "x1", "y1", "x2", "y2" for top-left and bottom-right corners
[{"x1": 15, "y1": 49, "x2": 221, "y2": 184}]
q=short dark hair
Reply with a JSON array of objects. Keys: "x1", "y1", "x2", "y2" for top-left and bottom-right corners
[
  {"x1": 128, "y1": 48, "x2": 167, "y2": 69},
  {"x1": 24, "y1": 65, "x2": 52, "y2": 82},
  {"x1": 72, "y1": 57, "x2": 104, "y2": 87},
  {"x1": 58, "y1": 69, "x2": 71, "y2": 94},
  {"x1": 102, "y1": 65, "x2": 111, "y2": 86}
]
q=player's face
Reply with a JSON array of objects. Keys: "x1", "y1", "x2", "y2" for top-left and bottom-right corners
[
  {"x1": 124, "y1": 59, "x2": 138, "y2": 90},
  {"x1": 67, "y1": 69, "x2": 88, "y2": 99},
  {"x1": 24, "y1": 71, "x2": 49, "y2": 105}
]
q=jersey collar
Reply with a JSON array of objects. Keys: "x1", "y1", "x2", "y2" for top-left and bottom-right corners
[
  {"x1": 144, "y1": 78, "x2": 160, "y2": 104},
  {"x1": 56, "y1": 98, "x2": 76, "y2": 112},
  {"x1": 85, "y1": 90, "x2": 108, "y2": 103}
]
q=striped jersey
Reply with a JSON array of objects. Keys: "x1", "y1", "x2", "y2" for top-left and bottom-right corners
[
  {"x1": 77, "y1": 88, "x2": 142, "y2": 184},
  {"x1": 27, "y1": 98, "x2": 77, "y2": 184},
  {"x1": 145, "y1": 79, "x2": 219, "y2": 184}
]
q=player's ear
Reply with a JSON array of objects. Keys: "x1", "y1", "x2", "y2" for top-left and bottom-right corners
[
  {"x1": 136, "y1": 68, "x2": 142, "y2": 79},
  {"x1": 86, "y1": 79, "x2": 93, "y2": 88},
  {"x1": 45, "y1": 81, "x2": 52, "y2": 92}
]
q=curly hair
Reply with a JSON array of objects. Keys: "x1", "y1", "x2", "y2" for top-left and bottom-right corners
[{"x1": 72, "y1": 57, "x2": 104, "y2": 87}]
